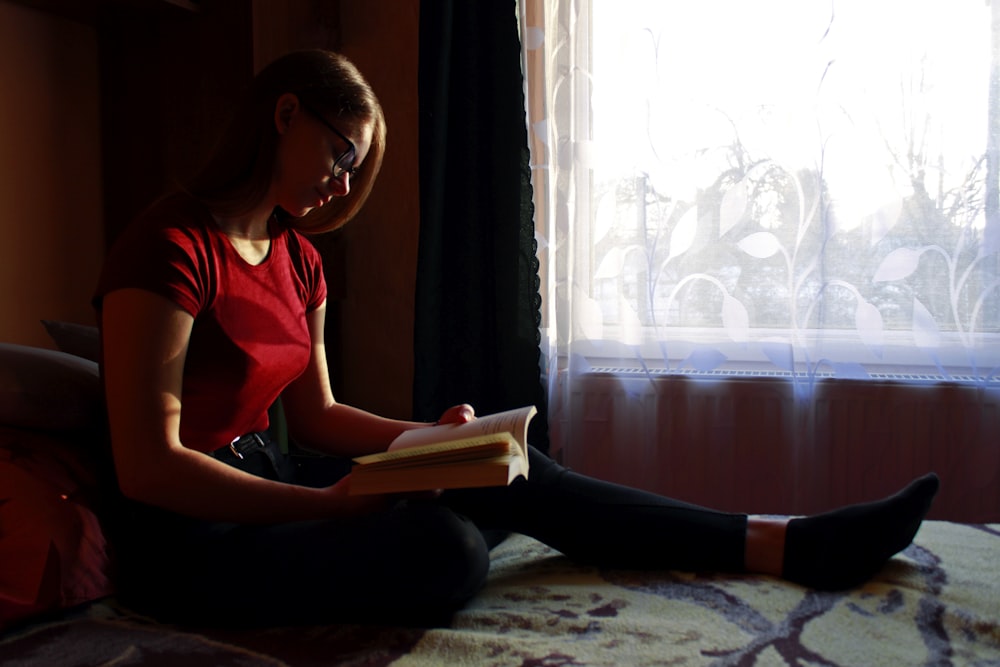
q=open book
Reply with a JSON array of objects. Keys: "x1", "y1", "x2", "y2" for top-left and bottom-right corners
[{"x1": 348, "y1": 405, "x2": 537, "y2": 495}]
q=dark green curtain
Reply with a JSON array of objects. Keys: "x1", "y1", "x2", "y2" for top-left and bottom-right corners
[{"x1": 415, "y1": 1, "x2": 548, "y2": 451}]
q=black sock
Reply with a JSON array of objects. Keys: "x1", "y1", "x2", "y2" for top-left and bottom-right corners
[{"x1": 782, "y1": 473, "x2": 940, "y2": 590}]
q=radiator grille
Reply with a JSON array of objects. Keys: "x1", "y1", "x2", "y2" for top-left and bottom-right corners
[
  {"x1": 588, "y1": 366, "x2": 1000, "y2": 385},
  {"x1": 551, "y1": 372, "x2": 1000, "y2": 522}
]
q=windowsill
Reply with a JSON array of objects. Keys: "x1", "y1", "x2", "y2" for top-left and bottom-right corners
[{"x1": 542, "y1": 326, "x2": 1000, "y2": 383}]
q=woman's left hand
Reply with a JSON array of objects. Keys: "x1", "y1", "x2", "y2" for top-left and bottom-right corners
[{"x1": 435, "y1": 404, "x2": 476, "y2": 426}]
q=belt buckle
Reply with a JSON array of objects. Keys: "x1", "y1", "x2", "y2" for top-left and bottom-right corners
[
  {"x1": 228, "y1": 433, "x2": 266, "y2": 460},
  {"x1": 229, "y1": 436, "x2": 246, "y2": 460}
]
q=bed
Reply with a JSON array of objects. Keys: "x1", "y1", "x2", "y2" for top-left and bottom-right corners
[
  {"x1": 1, "y1": 525, "x2": 999, "y2": 666},
  {"x1": 2, "y1": 331, "x2": 999, "y2": 666}
]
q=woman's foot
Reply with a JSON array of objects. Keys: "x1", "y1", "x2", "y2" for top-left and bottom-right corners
[{"x1": 781, "y1": 473, "x2": 940, "y2": 590}]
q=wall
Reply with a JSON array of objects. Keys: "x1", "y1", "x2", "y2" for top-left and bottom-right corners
[
  {"x1": 320, "y1": 2, "x2": 422, "y2": 420},
  {"x1": 0, "y1": 0, "x2": 103, "y2": 348},
  {"x1": 0, "y1": 0, "x2": 420, "y2": 420}
]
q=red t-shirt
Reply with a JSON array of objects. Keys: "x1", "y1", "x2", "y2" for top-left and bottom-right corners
[{"x1": 94, "y1": 193, "x2": 327, "y2": 452}]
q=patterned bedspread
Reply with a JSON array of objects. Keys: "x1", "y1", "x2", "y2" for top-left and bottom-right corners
[{"x1": 1, "y1": 520, "x2": 998, "y2": 666}]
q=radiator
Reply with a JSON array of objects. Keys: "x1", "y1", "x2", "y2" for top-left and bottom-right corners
[{"x1": 549, "y1": 371, "x2": 1000, "y2": 523}]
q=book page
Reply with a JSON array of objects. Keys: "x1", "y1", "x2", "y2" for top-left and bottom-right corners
[
  {"x1": 389, "y1": 405, "x2": 536, "y2": 453},
  {"x1": 353, "y1": 434, "x2": 514, "y2": 466}
]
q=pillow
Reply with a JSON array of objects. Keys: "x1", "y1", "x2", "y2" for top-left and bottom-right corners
[
  {"x1": 0, "y1": 343, "x2": 104, "y2": 433},
  {"x1": 41, "y1": 320, "x2": 100, "y2": 363},
  {"x1": 0, "y1": 427, "x2": 112, "y2": 629}
]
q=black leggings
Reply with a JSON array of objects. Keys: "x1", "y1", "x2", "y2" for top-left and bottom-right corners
[{"x1": 109, "y1": 436, "x2": 747, "y2": 627}]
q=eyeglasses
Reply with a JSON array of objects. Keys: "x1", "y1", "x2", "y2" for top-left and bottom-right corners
[{"x1": 303, "y1": 106, "x2": 358, "y2": 179}]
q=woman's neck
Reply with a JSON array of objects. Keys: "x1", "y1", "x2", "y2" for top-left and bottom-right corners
[
  {"x1": 212, "y1": 206, "x2": 274, "y2": 241},
  {"x1": 211, "y1": 205, "x2": 276, "y2": 266}
]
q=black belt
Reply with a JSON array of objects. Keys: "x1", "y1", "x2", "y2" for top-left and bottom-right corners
[{"x1": 211, "y1": 431, "x2": 289, "y2": 481}]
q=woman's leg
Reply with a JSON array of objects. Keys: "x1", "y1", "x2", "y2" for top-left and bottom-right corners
[
  {"x1": 112, "y1": 499, "x2": 490, "y2": 627},
  {"x1": 442, "y1": 446, "x2": 750, "y2": 573},
  {"x1": 110, "y1": 437, "x2": 491, "y2": 628},
  {"x1": 744, "y1": 517, "x2": 786, "y2": 576},
  {"x1": 443, "y1": 447, "x2": 940, "y2": 590}
]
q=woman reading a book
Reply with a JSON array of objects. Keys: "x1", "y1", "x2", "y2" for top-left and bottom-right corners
[{"x1": 94, "y1": 49, "x2": 940, "y2": 627}]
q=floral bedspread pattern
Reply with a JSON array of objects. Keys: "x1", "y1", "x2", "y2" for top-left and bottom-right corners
[
  {"x1": 397, "y1": 522, "x2": 1000, "y2": 666},
  {"x1": 1, "y1": 521, "x2": 998, "y2": 666}
]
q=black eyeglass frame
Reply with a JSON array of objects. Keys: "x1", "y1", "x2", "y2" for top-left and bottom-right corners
[{"x1": 302, "y1": 105, "x2": 359, "y2": 178}]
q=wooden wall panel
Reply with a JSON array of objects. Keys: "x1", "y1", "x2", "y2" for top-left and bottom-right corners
[{"x1": 98, "y1": 0, "x2": 255, "y2": 245}]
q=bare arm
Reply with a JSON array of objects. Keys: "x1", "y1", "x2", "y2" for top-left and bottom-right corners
[
  {"x1": 280, "y1": 302, "x2": 473, "y2": 456},
  {"x1": 101, "y1": 288, "x2": 379, "y2": 523}
]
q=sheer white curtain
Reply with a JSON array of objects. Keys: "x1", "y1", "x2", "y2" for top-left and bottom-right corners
[{"x1": 521, "y1": 0, "x2": 1000, "y2": 470}]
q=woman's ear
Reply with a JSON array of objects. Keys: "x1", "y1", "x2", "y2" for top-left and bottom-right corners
[{"x1": 274, "y1": 93, "x2": 300, "y2": 135}]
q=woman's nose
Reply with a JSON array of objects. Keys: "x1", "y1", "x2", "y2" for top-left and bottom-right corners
[{"x1": 329, "y1": 172, "x2": 351, "y2": 196}]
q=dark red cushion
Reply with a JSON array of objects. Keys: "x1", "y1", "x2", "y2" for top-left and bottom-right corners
[{"x1": 0, "y1": 428, "x2": 112, "y2": 629}]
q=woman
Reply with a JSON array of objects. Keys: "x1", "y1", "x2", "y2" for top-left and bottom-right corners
[{"x1": 95, "y1": 50, "x2": 939, "y2": 627}]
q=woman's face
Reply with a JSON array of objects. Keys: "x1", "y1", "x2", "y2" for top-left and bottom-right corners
[{"x1": 271, "y1": 97, "x2": 374, "y2": 218}]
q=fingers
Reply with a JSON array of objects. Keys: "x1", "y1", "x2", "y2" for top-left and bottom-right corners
[{"x1": 438, "y1": 403, "x2": 476, "y2": 425}]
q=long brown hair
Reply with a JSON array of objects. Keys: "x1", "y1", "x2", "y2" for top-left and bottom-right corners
[{"x1": 187, "y1": 50, "x2": 386, "y2": 234}]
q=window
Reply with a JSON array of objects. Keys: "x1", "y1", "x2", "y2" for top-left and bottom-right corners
[{"x1": 524, "y1": 0, "x2": 1000, "y2": 382}]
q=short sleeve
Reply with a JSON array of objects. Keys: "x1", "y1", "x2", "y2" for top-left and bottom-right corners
[
  {"x1": 288, "y1": 230, "x2": 328, "y2": 313},
  {"x1": 93, "y1": 196, "x2": 217, "y2": 317}
]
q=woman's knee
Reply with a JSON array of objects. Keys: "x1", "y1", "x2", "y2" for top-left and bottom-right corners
[{"x1": 400, "y1": 502, "x2": 490, "y2": 604}]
